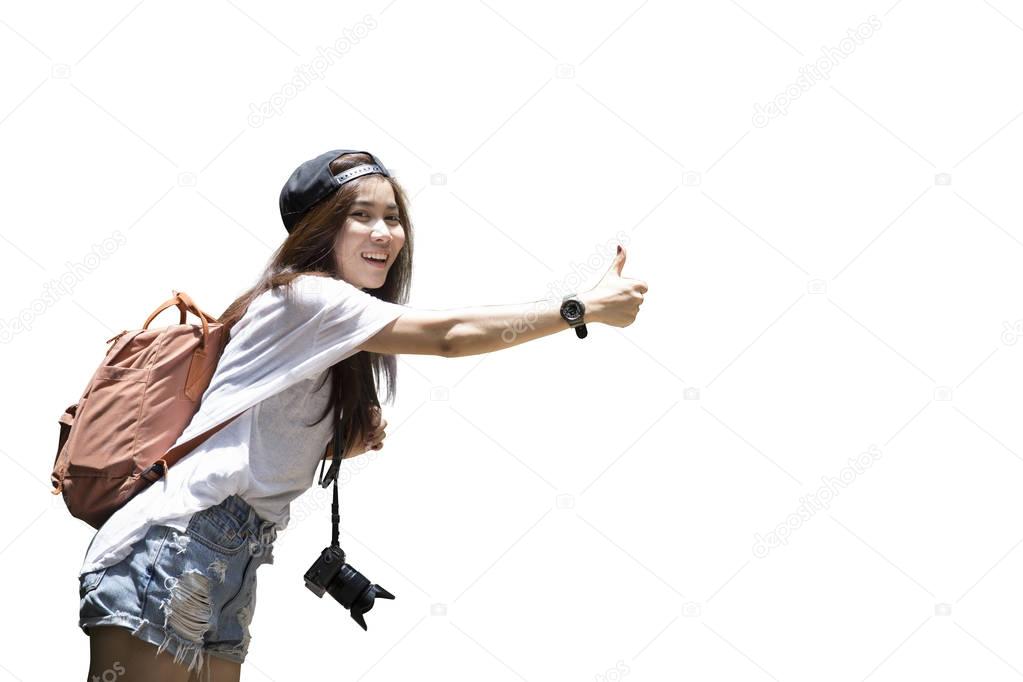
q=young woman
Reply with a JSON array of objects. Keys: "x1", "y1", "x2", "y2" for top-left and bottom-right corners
[{"x1": 80, "y1": 150, "x2": 647, "y2": 682}]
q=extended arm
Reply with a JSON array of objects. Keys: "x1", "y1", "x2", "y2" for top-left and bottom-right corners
[
  {"x1": 356, "y1": 294, "x2": 597, "y2": 358},
  {"x1": 357, "y1": 245, "x2": 646, "y2": 358}
]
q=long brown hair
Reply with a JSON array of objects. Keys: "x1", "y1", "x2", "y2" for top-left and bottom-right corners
[{"x1": 216, "y1": 152, "x2": 414, "y2": 459}]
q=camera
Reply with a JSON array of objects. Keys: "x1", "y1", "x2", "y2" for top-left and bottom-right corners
[{"x1": 303, "y1": 544, "x2": 395, "y2": 630}]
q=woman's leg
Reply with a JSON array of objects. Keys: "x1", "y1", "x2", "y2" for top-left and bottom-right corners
[
  {"x1": 87, "y1": 625, "x2": 190, "y2": 682},
  {"x1": 194, "y1": 654, "x2": 242, "y2": 682},
  {"x1": 88, "y1": 625, "x2": 242, "y2": 682}
]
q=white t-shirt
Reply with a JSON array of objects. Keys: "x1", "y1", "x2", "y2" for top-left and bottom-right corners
[{"x1": 79, "y1": 274, "x2": 407, "y2": 576}]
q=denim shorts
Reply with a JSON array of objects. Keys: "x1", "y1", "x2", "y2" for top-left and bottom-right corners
[{"x1": 78, "y1": 494, "x2": 277, "y2": 675}]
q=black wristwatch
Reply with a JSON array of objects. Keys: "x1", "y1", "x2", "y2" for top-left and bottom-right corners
[{"x1": 560, "y1": 293, "x2": 588, "y2": 339}]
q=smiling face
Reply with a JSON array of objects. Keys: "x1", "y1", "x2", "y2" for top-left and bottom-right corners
[{"x1": 334, "y1": 176, "x2": 406, "y2": 290}]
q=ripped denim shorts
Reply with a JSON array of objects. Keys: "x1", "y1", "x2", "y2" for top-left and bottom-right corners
[{"x1": 78, "y1": 494, "x2": 277, "y2": 676}]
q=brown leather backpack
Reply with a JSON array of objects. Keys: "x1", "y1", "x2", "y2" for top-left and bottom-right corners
[{"x1": 51, "y1": 290, "x2": 238, "y2": 529}]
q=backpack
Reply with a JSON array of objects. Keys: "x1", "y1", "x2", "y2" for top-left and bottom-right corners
[{"x1": 50, "y1": 290, "x2": 238, "y2": 529}]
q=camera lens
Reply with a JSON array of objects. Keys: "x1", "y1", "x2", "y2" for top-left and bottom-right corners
[{"x1": 326, "y1": 563, "x2": 395, "y2": 630}]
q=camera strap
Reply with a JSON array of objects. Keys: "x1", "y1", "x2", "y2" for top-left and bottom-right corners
[
  {"x1": 316, "y1": 391, "x2": 344, "y2": 549},
  {"x1": 330, "y1": 473, "x2": 340, "y2": 548}
]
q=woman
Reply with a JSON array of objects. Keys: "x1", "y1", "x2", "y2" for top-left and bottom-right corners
[{"x1": 80, "y1": 149, "x2": 647, "y2": 681}]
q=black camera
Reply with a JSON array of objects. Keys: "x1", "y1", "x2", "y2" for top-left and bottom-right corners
[{"x1": 303, "y1": 544, "x2": 395, "y2": 630}]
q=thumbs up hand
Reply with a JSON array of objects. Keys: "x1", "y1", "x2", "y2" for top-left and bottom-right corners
[{"x1": 581, "y1": 244, "x2": 647, "y2": 328}]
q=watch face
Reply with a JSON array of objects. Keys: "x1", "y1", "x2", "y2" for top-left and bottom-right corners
[{"x1": 561, "y1": 300, "x2": 582, "y2": 321}]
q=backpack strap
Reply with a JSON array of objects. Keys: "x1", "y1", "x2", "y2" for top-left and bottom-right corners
[{"x1": 134, "y1": 412, "x2": 242, "y2": 484}]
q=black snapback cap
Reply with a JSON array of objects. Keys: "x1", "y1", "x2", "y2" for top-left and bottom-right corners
[{"x1": 279, "y1": 149, "x2": 390, "y2": 233}]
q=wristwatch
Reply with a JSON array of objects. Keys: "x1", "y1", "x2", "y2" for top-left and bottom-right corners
[{"x1": 560, "y1": 293, "x2": 588, "y2": 339}]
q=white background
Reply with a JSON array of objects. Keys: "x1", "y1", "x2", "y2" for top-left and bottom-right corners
[{"x1": 2, "y1": 0, "x2": 1023, "y2": 680}]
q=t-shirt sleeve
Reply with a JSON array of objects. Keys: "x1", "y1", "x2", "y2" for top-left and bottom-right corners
[
  {"x1": 167, "y1": 275, "x2": 407, "y2": 448},
  {"x1": 302, "y1": 275, "x2": 407, "y2": 376}
]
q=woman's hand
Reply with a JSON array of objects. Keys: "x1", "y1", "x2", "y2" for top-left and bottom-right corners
[
  {"x1": 347, "y1": 406, "x2": 387, "y2": 458},
  {"x1": 582, "y1": 244, "x2": 647, "y2": 327}
]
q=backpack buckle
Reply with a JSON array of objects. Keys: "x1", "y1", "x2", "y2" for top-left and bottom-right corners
[{"x1": 140, "y1": 458, "x2": 169, "y2": 483}]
